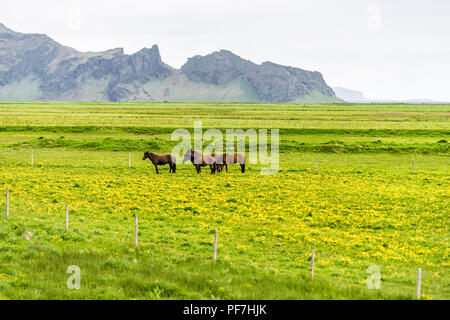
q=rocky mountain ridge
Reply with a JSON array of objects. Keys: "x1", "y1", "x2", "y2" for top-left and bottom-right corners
[{"x1": 0, "y1": 23, "x2": 340, "y2": 102}]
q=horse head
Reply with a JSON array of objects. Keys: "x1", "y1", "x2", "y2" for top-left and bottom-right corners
[{"x1": 143, "y1": 151, "x2": 150, "y2": 160}]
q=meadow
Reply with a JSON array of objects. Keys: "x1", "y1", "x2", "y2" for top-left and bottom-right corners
[{"x1": 0, "y1": 102, "x2": 448, "y2": 300}]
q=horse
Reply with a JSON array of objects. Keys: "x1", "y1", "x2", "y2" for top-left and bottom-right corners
[
  {"x1": 183, "y1": 149, "x2": 217, "y2": 174},
  {"x1": 214, "y1": 153, "x2": 246, "y2": 173},
  {"x1": 143, "y1": 151, "x2": 176, "y2": 174}
]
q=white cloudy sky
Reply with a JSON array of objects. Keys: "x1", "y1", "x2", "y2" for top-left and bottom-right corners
[{"x1": 2, "y1": 0, "x2": 450, "y2": 101}]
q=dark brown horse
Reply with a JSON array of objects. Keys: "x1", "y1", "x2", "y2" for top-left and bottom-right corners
[
  {"x1": 143, "y1": 151, "x2": 176, "y2": 174},
  {"x1": 215, "y1": 153, "x2": 246, "y2": 173},
  {"x1": 183, "y1": 149, "x2": 217, "y2": 174}
]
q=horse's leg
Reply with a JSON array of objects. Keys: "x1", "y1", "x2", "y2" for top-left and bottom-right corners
[
  {"x1": 240, "y1": 163, "x2": 245, "y2": 173},
  {"x1": 155, "y1": 165, "x2": 159, "y2": 174},
  {"x1": 196, "y1": 165, "x2": 200, "y2": 174},
  {"x1": 225, "y1": 164, "x2": 228, "y2": 172},
  {"x1": 169, "y1": 164, "x2": 172, "y2": 173},
  {"x1": 172, "y1": 163, "x2": 176, "y2": 173}
]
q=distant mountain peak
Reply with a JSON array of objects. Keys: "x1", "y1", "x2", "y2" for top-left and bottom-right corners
[
  {"x1": 0, "y1": 23, "x2": 15, "y2": 34},
  {"x1": 333, "y1": 87, "x2": 367, "y2": 102},
  {"x1": 134, "y1": 45, "x2": 161, "y2": 60},
  {"x1": 136, "y1": 44, "x2": 159, "y2": 53},
  {"x1": 105, "y1": 48, "x2": 124, "y2": 55},
  {"x1": 217, "y1": 49, "x2": 240, "y2": 56},
  {"x1": 180, "y1": 51, "x2": 337, "y2": 102}
]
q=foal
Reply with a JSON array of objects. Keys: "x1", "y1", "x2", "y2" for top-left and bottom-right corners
[{"x1": 143, "y1": 151, "x2": 176, "y2": 174}]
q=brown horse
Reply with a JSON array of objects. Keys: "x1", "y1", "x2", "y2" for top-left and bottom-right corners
[
  {"x1": 183, "y1": 149, "x2": 217, "y2": 174},
  {"x1": 215, "y1": 153, "x2": 246, "y2": 173},
  {"x1": 143, "y1": 151, "x2": 176, "y2": 174}
]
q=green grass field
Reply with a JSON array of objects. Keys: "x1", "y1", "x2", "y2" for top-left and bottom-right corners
[{"x1": 0, "y1": 102, "x2": 448, "y2": 300}]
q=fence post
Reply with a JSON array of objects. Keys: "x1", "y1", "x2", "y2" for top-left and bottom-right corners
[
  {"x1": 6, "y1": 188, "x2": 9, "y2": 218},
  {"x1": 213, "y1": 230, "x2": 218, "y2": 263},
  {"x1": 65, "y1": 204, "x2": 69, "y2": 230},
  {"x1": 135, "y1": 215, "x2": 138, "y2": 248},
  {"x1": 416, "y1": 268, "x2": 422, "y2": 300},
  {"x1": 310, "y1": 249, "x2": 315, "y2": 279}
]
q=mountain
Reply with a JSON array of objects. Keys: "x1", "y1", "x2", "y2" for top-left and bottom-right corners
[
  {"x1": 0, "y1": 23, "x2": 340, "y2": 103},
  {"x1": 333, "y1": 86, "x2": 448, "y2": 104},
  {"x1": 332, "y1": 87, "x2": 367, "y2": 103},
  {"x1": 181, "y1": 50, "x2": 337, "y2": 103}
]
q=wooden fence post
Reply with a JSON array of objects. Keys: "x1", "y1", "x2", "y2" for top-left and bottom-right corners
[
  {"x1": 65, "y1": 204, "x2": 69, "y2": 230},
  {"x1": 213, "y1": 230, "x2": 218, "y2": 263},
  {"x1": 310, "y1": 249, "x2": 315, "y2": 279},
  {"x1": 135, "y1": 215, "x2": 138, "y2": 248},
  {"x1": 416, "y1": 268, "x2": 422, "y2": 300},
  {"x1": 6, "y1": 188, "x2": 9, "y2": 218}
]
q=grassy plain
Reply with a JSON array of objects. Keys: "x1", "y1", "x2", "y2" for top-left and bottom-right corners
[{"x1": 0, "y1": 102, "x2": 448, "y2": 299}]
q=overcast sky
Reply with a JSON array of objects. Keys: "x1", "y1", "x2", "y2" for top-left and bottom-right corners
[{"x1": 2, "y1": 0, "x2": 450, "y2": 101}]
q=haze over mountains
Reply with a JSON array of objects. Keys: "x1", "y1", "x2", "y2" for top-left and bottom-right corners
[
  {"x1": 332, "y1": 87, "x2": 447, "y2": 104},
  {"x1": 0, "y1": 23, "x2": 341, "y2": 103}
]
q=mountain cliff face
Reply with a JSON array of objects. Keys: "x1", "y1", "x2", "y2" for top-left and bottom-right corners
[
  {"x1": 0, "y1": 23, "x2": 340, "y2": 103},
  {"x1": 181, "y1": 50, "x2": 335, "y2": 102}
]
